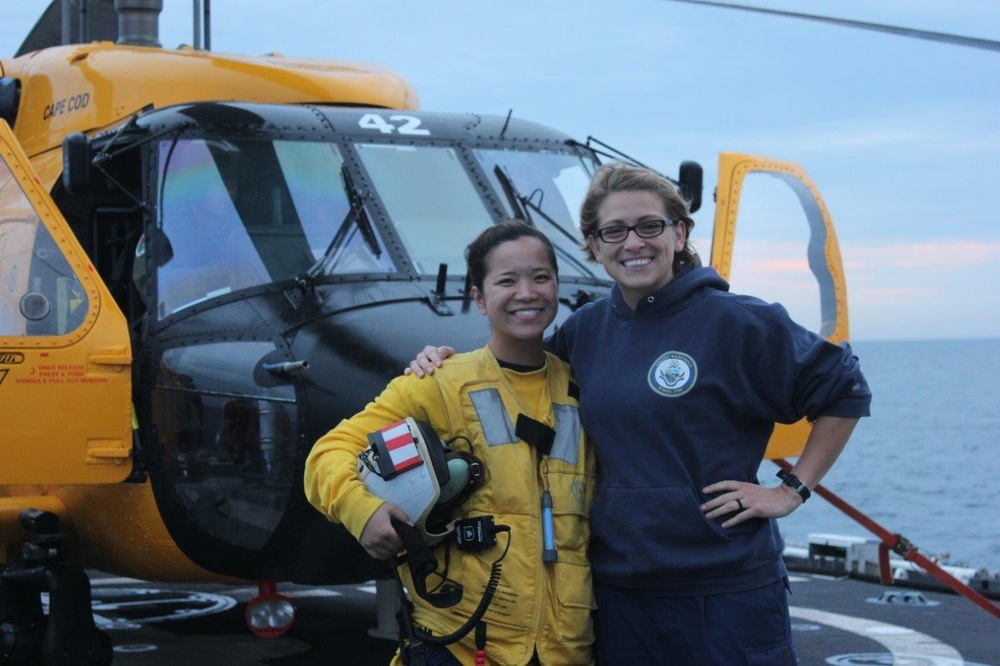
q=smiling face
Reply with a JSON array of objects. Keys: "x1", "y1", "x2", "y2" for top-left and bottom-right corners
[
  {"x1": 472, "y1": 236, "x2": 559, "y2": 366},
  {"x1": 587, "y1": 190, "x2": 687, "y2": 310}
]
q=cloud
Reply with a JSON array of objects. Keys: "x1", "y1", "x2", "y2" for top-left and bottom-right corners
[
  {"x1": 849, "y1": 240, "x2": 1000, "y2": 269},
  {"x1": 752, "y1": 258, "x2": 810, "y2": 274},
  {"x1": 726, "y1": 237, "x2": 1000, "y2": 278},
  {"x1": 718, "y1": 236, "x2": 1000, "y2": 340},
  {"x1": 853, "y1": 286, "x2": 947, "y2": 299},
  {"x1": 704, "y1": 108, "x2": 1000, "y2": 160}
]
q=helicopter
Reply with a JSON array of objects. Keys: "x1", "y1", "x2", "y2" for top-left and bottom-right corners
[{"x1": 0, "y1": 1, "x2": 851, "y2": 663}]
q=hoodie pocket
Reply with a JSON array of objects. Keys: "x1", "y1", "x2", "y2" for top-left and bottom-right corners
[{"x1": 590, "y1": 484, "x2": 737, "y2": 578}]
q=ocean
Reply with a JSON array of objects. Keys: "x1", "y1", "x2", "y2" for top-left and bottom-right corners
[{"x1": 767, "y1": 337, "x2": 1000, "y2": 574}]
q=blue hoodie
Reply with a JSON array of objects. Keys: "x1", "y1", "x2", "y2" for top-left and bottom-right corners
[{"x1": 548, "y1": 266, "x2": 871, "y2": 595}]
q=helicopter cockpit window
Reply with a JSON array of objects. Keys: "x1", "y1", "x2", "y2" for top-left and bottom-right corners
[
  {"x1": 474, "y1": 149, "x2": 608, "y2": 281},
  {"x1": 0, "y1": 161, "x2": 88, "y2": 336},
  {"x1": 155, "y1": 138, "x2": 364, "y2": 319},
  {"x1": 279, "y1": 142, "x2": 394, "y2": 277},
  {"x1": 354, "y1": 143, "x2": 494, "y2": 275}
]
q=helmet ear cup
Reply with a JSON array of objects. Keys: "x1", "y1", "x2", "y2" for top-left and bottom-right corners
[
  {"x1": 438, "y1": 457, "x2": 471, "y2": 505},
  {"x1": 436, "y1": 449, "x2": 485, "y2": 511},
  {"x1": 427, "y1": 448, "x2": 485, "y2": 538}
]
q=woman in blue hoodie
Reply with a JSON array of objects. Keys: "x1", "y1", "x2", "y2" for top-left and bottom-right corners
[{"x1": 408, "y1": 163, "x2": 871, "y2": 665}]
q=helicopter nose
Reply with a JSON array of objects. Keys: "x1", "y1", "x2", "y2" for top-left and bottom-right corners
[
  {"x1": 143, "y1": 281, "x2": 589, "y2": 584},
  {"x1": 291, "y1": 298, "x2": 495, "y2": 423}
]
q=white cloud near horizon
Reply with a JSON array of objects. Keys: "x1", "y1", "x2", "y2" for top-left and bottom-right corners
[
  {"x1": 720, "y1": 236, "x2": 1000, "y2": 340},
  {"x1": 848, "y1": 240, "x2": 1000, "y2": 269}
]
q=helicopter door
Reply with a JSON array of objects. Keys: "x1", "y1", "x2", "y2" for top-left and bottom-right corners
[
  {"x1": 710, "y1": 152, "x2": 850, "y2": 460},
  {"x1": 0, "y1": 121, "x2": 132, "y2": 483}
]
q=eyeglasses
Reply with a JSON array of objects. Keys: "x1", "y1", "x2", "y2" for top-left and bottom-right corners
[{"x1": 591, "y1": 219, "x2": 676, "y2": 244}]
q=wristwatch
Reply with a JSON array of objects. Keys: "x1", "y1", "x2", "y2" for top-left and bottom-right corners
[{"x1": 776, "y1": 469, "x2": 812, "y2": 503}]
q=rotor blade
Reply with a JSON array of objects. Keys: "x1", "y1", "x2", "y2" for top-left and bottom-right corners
[
  {"x1": 16, "y1": 0, "x2": 118, "y2": 57},
  {"x1": 662, "y1": 0, "x2": 1000, "y2": 53}
]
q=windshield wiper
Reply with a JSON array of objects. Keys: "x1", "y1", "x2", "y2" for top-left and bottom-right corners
[
  {"x1": 493, "y1": 165, "x2": 528, "y2": 221},
  {"x1": 307, "y1": 167, "x2": 382, "y2": 280},
  {"x1": 309, "y1": 201, "x2": 360, "y2": 279},
  {"x1": 492, "y1": 166, "x2": 577, "y2": 245},
  {"x1": 342, "y1": 167, "x2": 382, "y2": 258},
  {"x1": 492, "y1": 166, "x2": 594, "y2": 278}
]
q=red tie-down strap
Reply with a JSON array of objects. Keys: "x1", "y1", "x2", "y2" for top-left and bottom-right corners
[
  {"x1": 773, "y1": 458, "x2": 1000, "y2": 622},
  {"x1": 877, "y1": 542, "x2": 893, "y2": 585}
]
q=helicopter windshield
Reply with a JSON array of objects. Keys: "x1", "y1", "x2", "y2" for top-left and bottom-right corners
[
  {"x1": 154, "y1": 137, "x2": 395, "y2": 319},
  {"x1": 354, "y1": 143, "x2": 494, "y2": 275},
  {"x1": 152, "y1": 134, "x2": 607, "y2": 320},
  {"x1": 353, "y1": 142, "x2": 606, "y2": 280}
]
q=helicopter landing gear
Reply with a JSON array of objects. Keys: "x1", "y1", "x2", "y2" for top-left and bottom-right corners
[{"x1": 0, "y1": 510, "x2": 112, "y2": 666}]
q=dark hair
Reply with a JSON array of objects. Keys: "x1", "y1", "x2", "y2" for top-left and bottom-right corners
[
  {"x1": 579, "y1": 162, "x2": 697, "y2": 270},
  {"x1": 465, "y1": 220, "x2": 558, "y2": 291}
]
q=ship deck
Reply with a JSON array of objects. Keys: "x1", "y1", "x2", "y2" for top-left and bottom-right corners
[{"x1": 87, "y1": 566, "x2": 998, "y2": 664}]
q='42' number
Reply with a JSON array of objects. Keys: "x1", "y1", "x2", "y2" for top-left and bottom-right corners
[{"x1": 358, "y1": 113, "x2": 430, "y2": 136}]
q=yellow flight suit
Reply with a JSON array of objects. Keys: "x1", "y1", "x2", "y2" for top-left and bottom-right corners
[{"x1": 305, "y1": 347, "x2": 595, "y2": 665}]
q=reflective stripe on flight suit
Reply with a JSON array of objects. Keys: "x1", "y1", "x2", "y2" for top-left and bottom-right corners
[{"x1": 469, "y1": 388, "x2": 582, "y2": 466}]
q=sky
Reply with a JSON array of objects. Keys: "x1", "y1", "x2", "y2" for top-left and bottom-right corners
[{"x1": 2, "y1": 0, "x2": 999, "y2": 341}]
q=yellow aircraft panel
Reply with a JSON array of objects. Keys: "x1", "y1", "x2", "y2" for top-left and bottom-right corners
[
  {"x1": 0, "y1": 119, "x2": 132, "y2": 483},
  {"x1": 3, "y1": 43, "x2": 419, "y2": 159}
]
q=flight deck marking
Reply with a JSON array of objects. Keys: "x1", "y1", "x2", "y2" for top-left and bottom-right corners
[
  {"x1": 222, "y1": 586, "x2": 343, "y2": 602},
  {"x1": 79, "y1": 581, "x2": 368, "y2": 633},
  {"x1": 789, "y1": 606, "x2": 966, "y2": 664},
  {"x1": 81, "y1": 589, "x2": 237, "y2": 629},
  {"x1": 112, "y1": 644, "x2": 157, "y2": 653},
  {"x1": 282, "y1": 589, "x2": 342, "y2": 599},
  {"x1": 825, "y1": 654, "x2": 990, "y2": 666},
  {"x1": 89, "y1": 576, "x2": 144, "y2": 586}
]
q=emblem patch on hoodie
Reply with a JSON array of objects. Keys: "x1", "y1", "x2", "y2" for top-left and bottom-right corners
[{"x1": 647, "y1": 351, "x2": 697, "y2": 397}]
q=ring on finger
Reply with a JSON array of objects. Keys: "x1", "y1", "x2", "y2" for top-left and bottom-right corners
[{"x1": 735, "y1": 498, "x2": 744, "y2": 512}]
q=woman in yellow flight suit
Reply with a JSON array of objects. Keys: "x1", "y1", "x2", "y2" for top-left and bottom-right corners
[{"x1": 304, "y1": 220, "x2": 596, "y2": 665}]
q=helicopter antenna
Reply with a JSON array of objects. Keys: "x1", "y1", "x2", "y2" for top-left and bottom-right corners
[
  {"x1": 499, "y1": 109, "x2": 513, "y2": 139},
  {"x1": 662, "y1": 0, "x2": 1000, "y2": 53}
]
